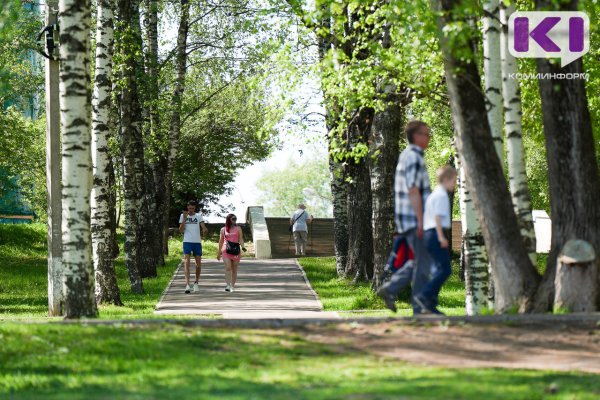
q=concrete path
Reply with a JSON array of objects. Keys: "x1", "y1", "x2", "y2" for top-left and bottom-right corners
[{"x1": 155, "y1": 258, "x2": 339, "y2": 319}]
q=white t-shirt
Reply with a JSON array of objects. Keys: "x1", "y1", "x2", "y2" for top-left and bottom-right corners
[
  {"x1": 423, "y1": 185, "x2": 451, "y2": 231},
  {"x1": 179, "y1": 213, "x2": 206, "y2": 243},
  {"x1": 291, "y1": 209, "x2": 310, "y2": 232}
]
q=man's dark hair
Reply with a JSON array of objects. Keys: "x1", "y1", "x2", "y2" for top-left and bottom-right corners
[
  {"x1": 405, "y1": 120, "x2": 428, "y2": 144},
  {"x1": 187, "y1": 200, "x2": 198, "y2": 207}
]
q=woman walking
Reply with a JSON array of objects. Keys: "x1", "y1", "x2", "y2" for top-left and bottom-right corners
[{"x1": 217, "y1": 214, "x2": 244, "y2": 292}]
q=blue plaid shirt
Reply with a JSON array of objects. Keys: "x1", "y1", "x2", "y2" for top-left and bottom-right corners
[{"x1": 394, "y1": 144, "x2": 431, "y2": 233}]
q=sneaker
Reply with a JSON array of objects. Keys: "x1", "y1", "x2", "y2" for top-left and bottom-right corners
[
  {"x1": 414, "y1": 294, "x2": 433, "y2": 314},
  {"x1": 185, "y1": 284, "x2": 191, "y2": 294},
  {"x1": 376, "y1": 286, "x2": 397, "y2": 313},
  {"x1": 225, "y1": 285, "x2": 231, "y2": 292},
  {"x1": 193, "y1": 283, "x2": 199, "y2": 293},
  {"x1": 230, "y1": 286, "x2": 235, "y2": 293}
]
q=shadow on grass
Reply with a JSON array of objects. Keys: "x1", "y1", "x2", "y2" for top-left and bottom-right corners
[{"x1": 0, "y1": 324, "x2": 598, "y2": 400}]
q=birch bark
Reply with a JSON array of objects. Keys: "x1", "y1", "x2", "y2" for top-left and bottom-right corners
[
  {"x1": 500, "y1": 2, "x2": 537, "y2": 264},
  {"x1": 59, "y1": 0, "x2": 98, "y2": 317},
  {"x1": 91, "y1": 0, "x2": 122, "y2": 305}
]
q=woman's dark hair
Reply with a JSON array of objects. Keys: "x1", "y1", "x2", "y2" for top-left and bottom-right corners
[
  {"x1": 404, "y1": 120, "x2": 428, "y2": 144},
  {"x1": 225, "y1": 214, "x2": 237, "y2": 233}
]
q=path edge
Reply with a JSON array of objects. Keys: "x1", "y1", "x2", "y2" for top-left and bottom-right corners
[
  {"x1": 155, "y1": 260, "x2": 183, "y2": 313},
  {"x1": 294, "y1": 258, "x2": 326, "y2": 312}
]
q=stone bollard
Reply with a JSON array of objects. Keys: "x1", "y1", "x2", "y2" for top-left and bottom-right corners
[{"x1": 554, "y1": 239, "x2": 597, "y2": 313}]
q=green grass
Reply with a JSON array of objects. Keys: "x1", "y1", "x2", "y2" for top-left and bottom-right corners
[
  {"x1": 298, "y1": 255, "x2": 466, "y2": 315},
  {"x1": 0, "y1": 323, "x2": 598, "y2": 399},
  {"x1": 1, "y1": 225, "x2": 598, "y2": 399},
  {"x1": 0, "y1": 223, "x2": 193, "y2": 319}
]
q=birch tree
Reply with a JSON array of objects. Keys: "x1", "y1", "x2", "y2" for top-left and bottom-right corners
[
  {"x1": 163, "y1": 0, "x2": 190, "y2": 241},
  {"x1": 116, "y1": 0, "x2": 144, "y2": 293},
  {"x1": 499, "y1": 1, "x2": 536, "y2": 263},
  {"x1": 315, "y1": 7, "x2": 349, "y2": 276},
  {"x1": 458, "y1": 162, "x2": 489, "y2": 315},
  {"x1": 58, "y1": 0, "x2": 98, "y2": 317},
  {"x1": 482, "y1": 0, "x2": 504, "y2": 157},
  {"x1": 91, "y1": 0, "x2": 122, "y2": 305}
]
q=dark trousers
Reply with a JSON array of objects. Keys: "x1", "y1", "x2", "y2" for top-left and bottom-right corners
[
  {"x1": 419, "y1": 229, "x2": 451, "y2": 307},
  {"x1": 383, "y1": 228, "x2": 432, "y2": 313}
]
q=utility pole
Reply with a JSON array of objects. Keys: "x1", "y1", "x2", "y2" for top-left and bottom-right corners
[{"x1": 44, "y1": 0, "x2": 63, "y2": 316}]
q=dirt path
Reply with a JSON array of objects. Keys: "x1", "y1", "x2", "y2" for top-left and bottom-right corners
[{"x1": 302, "y1": 320, "x2": 600, "y2": 373}]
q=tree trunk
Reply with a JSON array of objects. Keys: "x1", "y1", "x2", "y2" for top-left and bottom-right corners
[
  {"x1": 107, "y1": 154, "x2": 120, "y2": 259},
  {"x1": 139, "y1": 163, "x2": 159, "y2": 277},
  {"x1": 117, "y1": 0, "x2": 144, "y2": 293},
  {"x1": 458, "y1": 158, "x2": 490, "y2": 315},
  {"x1": 163, "y1": 0, "x2": 190, "y2": 256},
  {"x1": 500, "y1": 2, "x2": 536, "y2": 264},
  {"x1": 127, "y1": 2, "x2": 156, "y2": 279},
  {"x1": 432, "y1": 0, "x2": 539, "y2": 313},
  {"x1": 91, "y1": 0, "x2": 123, "y2": 305},
  {"x1": 143, "y1": 0, "x2": 165, "y2": 267},
  {"x1": 554, "y1": 240, "x2": 597, "y2": 312},
  {"x1": 482, "y1": 0, "x2": 504, "y2": 309},
  {"x1": 369, "y1": 92, "x2": 403, "y2": 290},
  {"x1": 533, "y1": 0, "x2": 600, "y2": 313},
  {"x1": 58, "y1": 0, "x2": 98, "y2": 318},
  {"x1": 316, "y1": 9, "x2": 348, "y2": 276},
  {"x1": 345, "y1": 108, "x2": 375, "y2": 282},
  {"x1": 482, "y1": 0, "x2": 504, "y2": 158}
]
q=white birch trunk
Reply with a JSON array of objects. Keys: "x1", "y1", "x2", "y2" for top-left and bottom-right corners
[
  {"x1": 482, "y1": 0, "x2": 504, "y2": 310},
  {"x1": 500, "y1": 2, "x2": 537, "y2": 264},
  {"x1": 91, "y1": 0, "x2": 122, "y2": 305},
  {"x1": 117, "y1": 0, "x2": 144, "y2": 293},
  {"x1": 458, "y1": 159, "x2": 490, "y2": 315},
  {"x1": 483, "y1": 0, "x2": 504, "y2": 158},
  {"x1": 58, "y1": 0, "x2": 97, "y2": 318}
]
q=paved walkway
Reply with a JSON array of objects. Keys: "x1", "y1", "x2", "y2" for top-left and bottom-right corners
[{"x1": 155, "y1": 258, "x2": 339, "y2": 319}]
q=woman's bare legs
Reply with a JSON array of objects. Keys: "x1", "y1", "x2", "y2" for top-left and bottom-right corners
[
  {"x1": 223, "y1": 258, "x2": 233, "y2": 288},
  {"x1": 231, "y1": 260, "x2": 240, "y2": 287}
]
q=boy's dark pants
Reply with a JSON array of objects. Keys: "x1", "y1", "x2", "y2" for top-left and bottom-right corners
[{"x1": 420, "y1": 228, "x2": 452, "y2": 307}]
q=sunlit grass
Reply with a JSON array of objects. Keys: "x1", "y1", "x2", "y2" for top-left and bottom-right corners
[
  {"x1": 0, "y1": 224, "x2": 203, "y2": 319},
  {"x1": 0, "y1": 323, "x2": 598, "y2": 399}
]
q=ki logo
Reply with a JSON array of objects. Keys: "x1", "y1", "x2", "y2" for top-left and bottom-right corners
[{"x1": 509, "y1": 12, "x2": 590, "y2": 68}]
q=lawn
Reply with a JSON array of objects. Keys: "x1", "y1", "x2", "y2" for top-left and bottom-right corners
[
  {"x1": 298, "y1": 256, "x2": 466, "y2": 316},
  {"x1": 0, "y1": 223, "x2": 189, "y2": 319},
  {"x1": 0, "y1": 322, "x2": 598, "y2": 400},
  {"x1": 1, "y1": 224, "x2": 598, "y2": 399}
]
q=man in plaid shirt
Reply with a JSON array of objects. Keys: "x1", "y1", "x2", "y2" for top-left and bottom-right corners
[{"x1": 377, "y1": 120, "x2": 433, "y2": 314}]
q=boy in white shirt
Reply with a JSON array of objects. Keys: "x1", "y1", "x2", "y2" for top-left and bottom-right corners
[
  {"x1": 179, "y1": 200, "x2": 208, "y2": 293},
  {"x1": 414, "y1": 166, "x2": 457, "y2": 315}
]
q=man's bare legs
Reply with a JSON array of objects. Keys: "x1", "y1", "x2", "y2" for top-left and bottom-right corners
[
  {"x1": 194, "y1": 256, "x2": 202, "y2": 284},
  {"x1": 183, "y1": 254, "x2": 191, "y2": 285}
]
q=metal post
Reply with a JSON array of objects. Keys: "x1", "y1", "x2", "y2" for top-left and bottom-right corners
[{"x1": 45, "y1": 0, "x2": 63, "y2": 316}]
